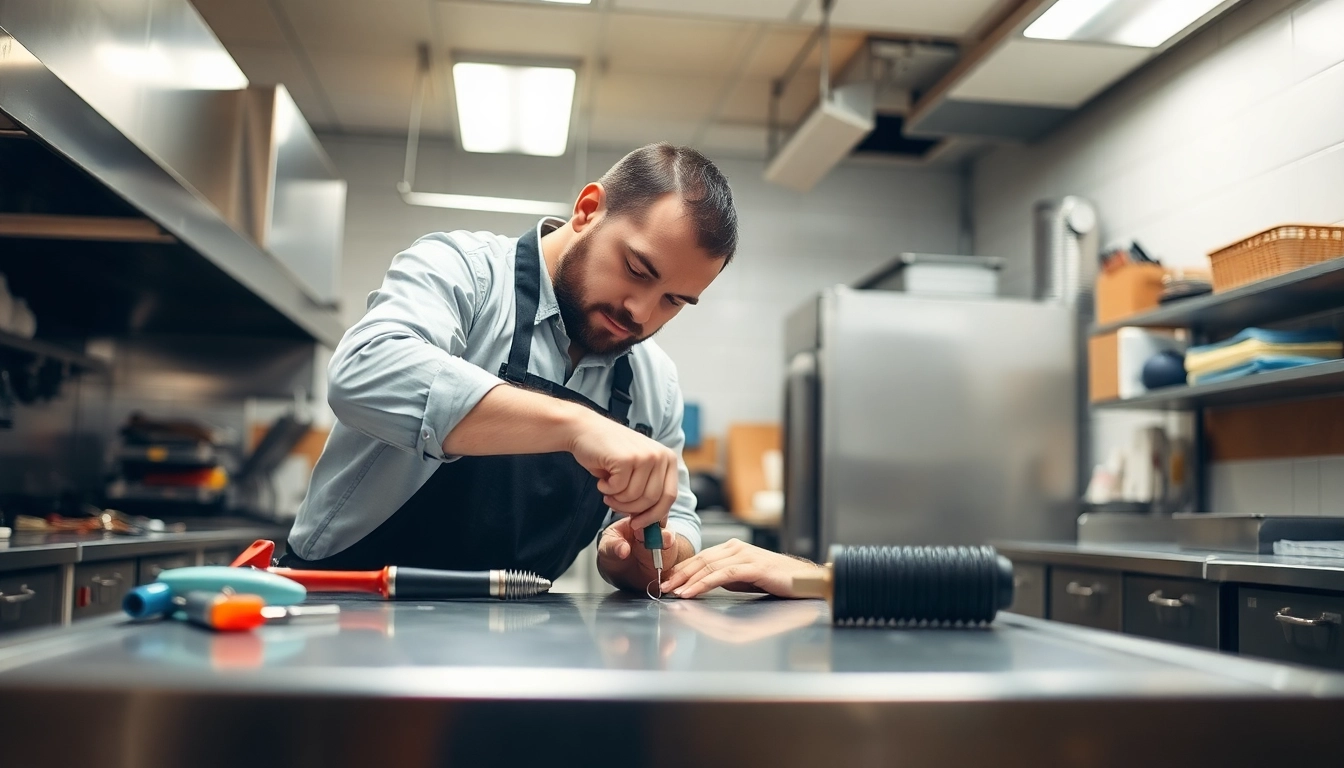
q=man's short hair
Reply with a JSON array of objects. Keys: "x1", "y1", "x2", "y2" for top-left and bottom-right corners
[{"x1": 599, "y1": 143, "x2": 738, "y2": 264}]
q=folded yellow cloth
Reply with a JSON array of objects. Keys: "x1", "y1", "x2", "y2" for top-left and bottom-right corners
[{"x1": 1184, "y1": 339, "x2": 1342, "y2": 374}]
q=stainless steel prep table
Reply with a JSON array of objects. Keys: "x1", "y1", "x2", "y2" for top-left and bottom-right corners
[{"x1": 1, "y1": 593, "x2": 1342, "y2": 766}]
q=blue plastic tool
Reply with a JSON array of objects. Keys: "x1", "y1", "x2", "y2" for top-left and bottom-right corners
[
  {"x1": 123, "y1": 582, "x2": 175, "y2": 619},
  {"x1": 156, "y1": 566, "x2": 307, "y2": 606}
]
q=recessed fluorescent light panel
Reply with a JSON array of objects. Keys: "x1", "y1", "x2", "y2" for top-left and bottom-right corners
[
  {"x1": 453, "y1": 62, "x2": 576, "y2": 157},
  {"x1": 1025, "y1": 0, "x2": 1227, "y2": 49}
]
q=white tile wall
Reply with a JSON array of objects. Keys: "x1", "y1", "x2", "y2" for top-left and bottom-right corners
[
  {"x1": 971, "y1": 0, "x2": 1344, "y2": 514},
  {"x1": 320, "y1": 135, "x2": 965, "y2": 441}
]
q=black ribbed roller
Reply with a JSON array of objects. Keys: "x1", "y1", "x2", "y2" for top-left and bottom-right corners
[{"x1": 831, "y1": 545, "x2": 1014, "y2": 626}]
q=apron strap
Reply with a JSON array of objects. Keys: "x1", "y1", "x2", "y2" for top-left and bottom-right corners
[
  {"x1": 609, "y1": 355, "x2": 634, "y2": 426},
  {"x1": 501, "y1": 228, "x2": 542, "y2": 384}
]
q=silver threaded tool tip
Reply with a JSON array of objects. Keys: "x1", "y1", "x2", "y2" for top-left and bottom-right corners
[{"x1": 501, "y1": 570, "x2": 552, "y2": 599}]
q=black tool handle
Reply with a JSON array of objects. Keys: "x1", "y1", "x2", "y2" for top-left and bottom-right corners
[{"x1": 392, "y1": 567, "x2": 491, "y2": 599}]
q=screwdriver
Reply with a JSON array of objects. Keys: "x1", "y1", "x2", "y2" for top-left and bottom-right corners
[{"x1": 644, "y1": 523, "x2": 664, "y2": 597}]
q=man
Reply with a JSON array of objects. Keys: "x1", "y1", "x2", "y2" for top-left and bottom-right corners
[{"x1": 283, "y1": 143, "x2": 735, "y2": 594}]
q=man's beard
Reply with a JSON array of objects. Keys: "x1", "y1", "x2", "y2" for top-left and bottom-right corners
[{"x1": 554, "y1": 227, "x2": 647, "y2": 357}]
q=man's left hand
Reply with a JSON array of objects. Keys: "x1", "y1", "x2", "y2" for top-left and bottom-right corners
[{"x1": 596, "y1": 516, "x2": 692, "y2": 595}]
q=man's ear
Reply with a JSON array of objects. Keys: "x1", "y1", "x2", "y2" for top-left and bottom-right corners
[{"x1": 571, "y1": 182, "x2": 605, "y2": 232}]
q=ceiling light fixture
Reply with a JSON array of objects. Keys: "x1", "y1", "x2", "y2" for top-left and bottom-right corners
[
  {"x1": 398, "y1": 44, "x2": 572, "y2": 217},
  {"x1": 453, "y1": 61, "x2": 576, "y2": 157},
  {"x1": 1024, "y1": 0, "x2": 1231, "y2": 49}
]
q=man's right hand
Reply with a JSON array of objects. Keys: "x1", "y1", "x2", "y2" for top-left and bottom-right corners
[{"x1": 566, "y1": 408, "x2": 678, "y2": 532}]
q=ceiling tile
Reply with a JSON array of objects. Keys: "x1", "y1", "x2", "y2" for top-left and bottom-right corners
[
  {"x1": 742, "y1": 27, "x2": 865, "y2": 78},
  {"x1": 435, "y1": 1, "x2": 602, "y2": 61},
  {"x1": 603, "y1": 15, "x2": 750, "y2": 76},
  {"x1": 190, "y1": 0, "x2": 288, "y2": 46},
  {"x1": 799, "y1": 0, "x2": 1009, "y2": 38},
  {"x1": 280, "y1": 0, "x2": 435, "y2": 56},
  {"x1": 593, "y1": 72, "x2": 722, "y2": 119},
  {"x1": 308, "y1": 51, "x2": 449, "y2": 132},
  {"x1": 949, "y1": 39, "x2": 1152, "y2": 108},
  {"x1": 613, "y1": 0, "x2": 799, "y2": 23},
  {"x1": 589, "y1": 114, "x2": 702, "y2": 149}
]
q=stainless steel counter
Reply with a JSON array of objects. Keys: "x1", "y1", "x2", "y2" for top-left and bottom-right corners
[
  {"x1": 1, "y1": 593, "x2": 1343, "y2": 765},
  {"x1": 998, "y1": 540, "x2": 1344, "y2": 591},
  {"x1": 0, "y1": 525, "x2": 287, "y2": 571}
]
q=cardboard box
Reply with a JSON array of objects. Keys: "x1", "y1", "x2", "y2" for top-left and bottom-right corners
[
  {"x1": 1096, "y1": 263, "x2": 1165, "y2": 325},
  {"x1": 1089, "y1": 332, "x2": 1120, "y2": 403}
]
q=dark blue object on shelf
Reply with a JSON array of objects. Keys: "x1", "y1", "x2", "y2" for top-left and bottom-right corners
[{"x1": 1142, "y1": 349, "x2": 1187, "y2": 390}]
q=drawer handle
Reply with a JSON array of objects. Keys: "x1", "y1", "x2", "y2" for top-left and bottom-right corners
[
  {"x1": 0, "y1": 585, "x2": 35, "y2": 604},
  {"x1": 1275, "y1": 609, "x2": 1341, "y2": 628},
  {"x1": 1148, "y1": 591, "x2": 1188, "y2": 609},
  {"x1": 90, "y1": 574, "x2": 124, "y2": 588},
  {"x1": 1066, "y1": 581, "x2": 1103, "y2": 598}
]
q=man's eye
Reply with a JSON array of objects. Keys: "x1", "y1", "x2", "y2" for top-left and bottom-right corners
[
  {"x1": 626, "y1": 262, "x2": 647, "y2": 280},
  {"x1": 665, "y1": 297, "x2": 683, "y2": 308}
]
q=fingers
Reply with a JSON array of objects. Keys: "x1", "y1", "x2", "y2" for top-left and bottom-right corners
[
  {"x1": 610, "y1": 459, "x2": 654, "y2": 507},
  {"x1": 674, "y1": 561, "x2": 758, "y2": 599},
  {"x1": 596, "y1": 527, "x2": 631, "y2": 561}
]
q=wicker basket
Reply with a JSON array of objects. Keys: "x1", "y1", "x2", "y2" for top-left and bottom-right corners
[{"x1": 1208, "y1": 224, "x2": 1344, "y2": 292}]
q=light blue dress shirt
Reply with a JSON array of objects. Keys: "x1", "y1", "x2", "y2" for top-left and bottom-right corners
[{"x1": 289, "y1": 218, "x2": 701, "y2": 561}]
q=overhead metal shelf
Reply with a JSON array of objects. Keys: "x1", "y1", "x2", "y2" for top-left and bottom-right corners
[
  {"x1": 1092, "y1": 257, "x2": 1344, "y2": 336},
  {"x1": 1093, "y1": 359, "x2": 1344, "y2": 411}
]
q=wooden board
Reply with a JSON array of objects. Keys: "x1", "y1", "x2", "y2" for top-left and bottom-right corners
[
  {"x1": 1206, "y1": 396, "x2": 1344, "y2": 461},
  {"x1": 725, "y1": 423, "x2": 781, "y2": 519}
]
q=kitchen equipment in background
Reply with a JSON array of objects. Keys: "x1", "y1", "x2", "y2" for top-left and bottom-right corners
[
  {"x1": 1033, "y1": 196, "x2": 1098, "y2": 304},
  {"x1": 852, "y1": 253, "x2": 1003, "y2": 298},
  {"x1": 1209, "y1": 224, "x2": 1344, "y2": 293},
  {"x1": 783, "y1": 286, "x2": 1078, "y2": 561},
  {"x1": 231, "y1": 412, "x2": 312, "y2": 519},
  {"x1": 682, "y1": 402, "x2": 701, "y2": 448},
  {"x1": 106, "y1": 412, "x2": 233, "y2": 509}
]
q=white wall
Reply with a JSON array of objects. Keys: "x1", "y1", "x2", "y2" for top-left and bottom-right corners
[
  {"x1": 321, "y1": 134, "x2": 965, "y2": 441},
  {"x1": 971, "y1": 0, "x2": 1344, "y2": 515}
]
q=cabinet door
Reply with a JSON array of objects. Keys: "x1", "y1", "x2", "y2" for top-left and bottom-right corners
[
  {"x1": 137, "y1": 552, "x2": 196, "y2": 585},
  {"x1": 0, "y1": 568, "x2": 60, "y2": 633},
  {"x1": 202, "y1": 548, "x2": 237, "y2": 567},
  {"x1": 1005, "y1": 562, "x2": 1047, "y2": 618},
  {"x1": 1050, "y1": 567, "x2": 1122, "y2": 631},
  {"x1": 1123, "y1": 575, "x2": 1220, "y2": 650},
  {"x1": 1238, "y1": 587, "x2": 1344, "y2": 670},
  {"x1": 73, "y1": 560, "x2": 136, "y2": 620}
]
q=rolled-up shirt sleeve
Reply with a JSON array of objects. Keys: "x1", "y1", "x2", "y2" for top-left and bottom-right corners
[
  {"x1": 327, "y1": 234, "x2": 503, "y2": 462},
  {"x1": 658, "y1": 368, "x2": 702, "y2": 553}
]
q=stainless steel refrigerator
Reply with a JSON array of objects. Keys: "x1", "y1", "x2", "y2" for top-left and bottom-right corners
[{"x1": 782, "y1": 286, "x2": 1079, "y2": 560}]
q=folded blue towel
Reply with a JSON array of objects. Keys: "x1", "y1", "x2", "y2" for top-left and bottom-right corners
[
  {"x1": 1191, "y1": 355, "x2": 1335, "y2": 385},
  {"x1": 1187, "y1": 327, "x2": 1339, "y2": 357}
]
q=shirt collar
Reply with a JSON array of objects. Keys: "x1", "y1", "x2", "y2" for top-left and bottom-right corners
[
  {"x1": 531, "y1": 216, "x2": 631, "y2": 369},
  {"x1": 533, "y1": 216, "x2": 565, "y2": 326}
]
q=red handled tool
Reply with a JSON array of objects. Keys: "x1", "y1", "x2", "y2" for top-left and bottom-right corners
[{"x1": 230, "y1": 540, "x2": 551, "y2": 600}]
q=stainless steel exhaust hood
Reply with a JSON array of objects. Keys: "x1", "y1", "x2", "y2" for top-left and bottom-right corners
[{"x1": 0, "y1": 0, "x2": 345, "y2": 346}]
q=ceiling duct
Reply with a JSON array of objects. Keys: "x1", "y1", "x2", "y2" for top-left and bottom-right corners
[
  {"x1": 763, "y1": 0, "x2": 873, "y2": 193},
  {"x1": 764, "y1": 2, "x2": 960, "y2": 192}
]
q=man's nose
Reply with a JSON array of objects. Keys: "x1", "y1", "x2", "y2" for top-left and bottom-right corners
[{"x1": 624, "y1": 292, "x2": 656, "y2": 325}]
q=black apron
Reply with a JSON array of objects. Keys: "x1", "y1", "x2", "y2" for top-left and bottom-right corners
[{"x1": 282, "y1": 228, "x2": 649, "y2": 581}]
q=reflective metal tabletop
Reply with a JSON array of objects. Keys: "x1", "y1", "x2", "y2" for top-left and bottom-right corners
[{"x1": 2, "y1": 593, "x2": 1343, "y2": 766}]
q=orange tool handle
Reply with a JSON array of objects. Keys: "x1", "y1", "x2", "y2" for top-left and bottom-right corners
[{"x1": 268, "y1": 567, "x2": 392, "y2": 597}]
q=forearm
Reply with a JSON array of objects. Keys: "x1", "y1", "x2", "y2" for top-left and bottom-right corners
[{"x1": 442, "y1": 383, "x2": 594, "y2": 457}]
